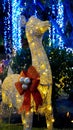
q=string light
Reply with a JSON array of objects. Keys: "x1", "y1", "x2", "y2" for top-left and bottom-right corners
[
  {"x1": 65, "y1": 47, "x2": 73, "y2": 53},
  {"x1": 51, "y1": 4, "x2": 56, "y2": 47},
  {"x1": 3, "y1": 0, "x2": 12, "y2": 54},
  {"x1": 12, "y1": 0, "x2": 22, "y2": 53},
  {"x1": 48, "y1": 0, "x2": 64, "y2": 48},
  {"x1": 33, "y1": 0, "x2": 36, "y2": 3},
  {"x1": 4, "y1": 16, "x2": 7, "y2": 53},
  {"x1": 33, "y1": 0, "x2": 37, "y2": 17},
  {"x1": 47, "y1": 1, "x2": 51, "y2": 47},
  {"x1": 56, "y1": 0, "x2": 64, "y2": 48},
  {"x1": 3, "y1": 0, "x2": 6, "y2": 11},
  {"x1": 48, "y1": 27, "x2": 52, "y2": 47}
]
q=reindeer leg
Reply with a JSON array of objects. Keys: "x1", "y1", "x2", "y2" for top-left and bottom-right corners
[
  {"x1": 21, "y1": 112, "x2": 33, "y2": 130},
  {"x1": 45, "y1": 105, "x2": 53, "y2": 130}
]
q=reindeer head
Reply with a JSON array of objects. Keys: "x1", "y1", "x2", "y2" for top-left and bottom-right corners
[{"x1": 26, "y1": 16, "x2": 51, "y2": 38}]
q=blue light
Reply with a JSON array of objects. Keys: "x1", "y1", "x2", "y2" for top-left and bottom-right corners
[
  {"x1": 3, "y1": 0, "x2": 12, "y2": 54},
  {"x1": 33, "y1": 0, "x2": 36, "y2": 4},
  {"x1": 12, "y1": 0, "x2": 22, "y2": 53},
  {"x1": 4, "y1": 17, "x2": 7, "y2": 52},
  {"x1": 33, "y1": 0, "x2": 37, "y2": 17},
  {"x1": 3, "y1": 0, "x2": 6, "y2": 11},
  {"x1": 56, "y1": 1, "x2": 64, "y2": 48},
  {"x1": 51, "y1": 4, "x2": 56, "y2": 47},
  {"x1": 65, "y1": 47, "x2": 73, "y2": 54},
  {"x1": 48, "y1": 0, "x2": 64, "y2": 48}
]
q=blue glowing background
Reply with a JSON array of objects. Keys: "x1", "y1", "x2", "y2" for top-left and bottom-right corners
[{"x1": 0, "y1": 0, "x2": 73, "y2": 54}]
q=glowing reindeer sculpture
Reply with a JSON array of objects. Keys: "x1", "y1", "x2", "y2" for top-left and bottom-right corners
[{"x1": 2, "y1": 16, "x2": 53, "y2": 130}]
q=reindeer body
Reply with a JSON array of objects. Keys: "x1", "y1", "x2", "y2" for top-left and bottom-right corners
[
  {"x1": 2, "y1": 74, "x2": 23, "y2": 109},
  {"x1": 2, "y1": 16, "x2": 53, "y2": 130}
]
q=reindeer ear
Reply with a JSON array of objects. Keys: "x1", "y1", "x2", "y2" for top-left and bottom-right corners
[
  {"x1": 20, "y1": 15, "x2": 26, "y2": 27},
  {"x1": 7, "y1": 66, "x2": 13, "y2": 76}
]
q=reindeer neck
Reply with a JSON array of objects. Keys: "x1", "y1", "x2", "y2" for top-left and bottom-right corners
[{"x1": 27, "y1": 34, "x2": 52, "y2": 85}]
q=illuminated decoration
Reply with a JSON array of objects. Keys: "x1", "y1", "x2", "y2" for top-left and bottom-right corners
[
  {"x1": 2, "y1": 17, "x2": 53, "y2": 130},
  {"x1": 3, "y1": 0, "x2": 6, "y2": 11},
  {"x1": 51, "y1": 4, "x2": 56, "y2": 46},
  {"x1": 26, "y1": 16, "x2": 52, "y2": 86},
  {"x1": 48, "y1": 0, "x2": 64, "y2": 48},
  {"x1": 33, "y1": 0, "x2": 36, "y2": 3},
  {"x1": 12, "y1": 0, "x2": 22, "y2": 53},
  {"x1": 4, "y1": 16, "x2": 8, "y2": 53},
  {"x1": 65, "y1": 47, "x2": 73, "y2": 54},
  {"x1": 25, "y1": 16, "x2": 53, "y2": 129},
  {"x1": 64, "y1": 0, "x2": 73, "y2": 50},
  {"x1": 48, "y1": 27, "x2": 52, "y2": 47},
  {"x1": 15, "y1": 66, "x2": 43, "y2": 113},
  {"x1": 56, "y1": 0, "x2": 64, "y2": 48},
  {"x1": 3, "y1": 0, "x2": 12, "y2": 54},
  {"x1": 33, "y1": 0, "x2": 37, "y2": 16},
  {"x1": 65, "y1": 0, "x2": 73, "y2": 27}
]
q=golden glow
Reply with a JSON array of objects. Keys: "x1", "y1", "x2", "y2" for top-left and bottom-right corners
[
  {"x1": 48, "y1": 105, "x2": 52, "y2": 111},
  {"x1": 26, "y1": 112, "x2": 30, "y2": 115},
  {"x1": 71, "y1": 120, "x2": 73, "y2": 123},
  {"x1": 9, "y1": 103, "x2": 13, "y2": 108},
  {"x1": 66, "y1": 112, "x2": 70, "y2": 117},
  {"x1": 42, "y1": 72, "x2": 46, "y2": 75},
  {"x1": 41, "y1": 64, "x2": 46, "y2": 69},
  {"x1": 31, "y1": 42, "x2": 35, "y2": 46},
  {"x1": 40, "y1": 26, "x2": 49, "y2": 33},
  {"x1": 22, "y1": 117, "x2": 26, "y2": 124},
  {"x1": 51, "y1": 118, "x2": 55, "y2": 122},
  {"x1": 40, "y1": 27, "x2": 44, "y2": 32},
  {"x1": 47, "y1": 123, "x2": 50, "y2": 127},
  {"x1": 30, "y1": 30, "x2": 33, "y2": 34},
  {"x1": 36, "y1": 26, "x2": 38, "y2": 29}
]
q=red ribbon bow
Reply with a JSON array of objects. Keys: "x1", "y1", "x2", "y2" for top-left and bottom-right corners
[{"x1": 15, "y1": 66, "x2": 43, "y2": 113}]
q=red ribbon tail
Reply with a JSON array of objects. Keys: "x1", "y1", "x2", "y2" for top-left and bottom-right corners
[
  {"x1": 19, "y1": 90, "x2": 31, "y2": 113},
  {"x1": 32, "y1": 90, "x2": 43, "y2": 110}
]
